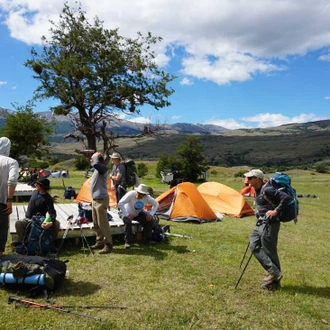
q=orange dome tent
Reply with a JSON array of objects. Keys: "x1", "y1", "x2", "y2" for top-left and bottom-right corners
[
  {"x1": 75, "y1": 178, "x2": 117, "y2": 208},
  {"x1": 156, "y1": 182, "x2": 218, "y2": 223},
  {"x1": 197, "y1": 182, "x2": 255, "y2": 217}
]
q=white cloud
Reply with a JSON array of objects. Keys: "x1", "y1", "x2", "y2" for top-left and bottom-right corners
[
  {"x1": 171, "y1": 115, "x2": 182, "y2": 120},
  {"x1": 180, "y1": 77, "x2": 193, "y2": 85},
  {"x1": 205, "y1": 112, "x2": 330, "y2": 129},
  {"x1": 0, "y1": 81, "x2": 8, "y2": 86},
  {"x1": 205, "y1": 118, "x2": 250, "y2": 130},
  {"x1": 127, "y1": 116, "x2": 151, "y2": 124},
  {"x1": 241, "y1": 112, "x2": 329, "y2": 128},
  {"x1": 325, "y1": 96, "x2": 330, "y2": 100},
  {"x1": 319, "y1": 52, "x2": 330, "y2": 62},
  {"x1": 2, "y1": 0, "x2": 330, "y2": 85}
]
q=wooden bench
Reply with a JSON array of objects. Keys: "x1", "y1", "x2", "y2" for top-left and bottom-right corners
[{"x1": 10, "y1": 203, "x2": 142, "y2": 244}]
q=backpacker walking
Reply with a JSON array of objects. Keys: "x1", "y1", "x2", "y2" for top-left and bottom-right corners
[{"x1": 244, "y1": 169, "x2": 292, "y2": 290}]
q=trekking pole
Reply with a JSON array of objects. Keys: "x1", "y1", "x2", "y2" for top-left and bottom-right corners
[
  {"x1": 8, "y1": 296, "x2": 101, "y2": 321},
  {"x1": 165, "y1": 232, "x2": 193, "y2": 239},
  {"x1": 54, "y1": 304, "x2": 128, "y2": 310},
  {"x1": 55, "y1": 215, "x2": 73, "y2": 258},
  {"x1": 235, "y1": 219, "x2": 268, "y2": 289},
  {"x1": 235, "y1": 251, "x2": 253, "y2": 289},
  {"x1": 239, "y1": 241, "x2": 250, "y2": 269},
  {"x1": 76, "y1": 218, "x2": 94, "y2": 257}
]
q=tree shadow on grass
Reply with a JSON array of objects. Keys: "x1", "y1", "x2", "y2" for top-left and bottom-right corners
[{"x1": 282, "y1": 285, "x2": 330, "y2": 298}]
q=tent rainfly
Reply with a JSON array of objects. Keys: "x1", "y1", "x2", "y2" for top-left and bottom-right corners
[
  {"x1": 197, "y1": 182, "x2": 255, "y2": 217},
  {"x1": 156, "y1": 182, "x2": 219, "y2": 223},
  {"x1": 75, "y1": 177, "x2": 117, "y2": 208}
]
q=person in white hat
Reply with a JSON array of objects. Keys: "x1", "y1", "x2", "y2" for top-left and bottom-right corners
[
  {"x1": 0, "y1": 137, "x2": 19, "y2": 257},
  {"x1": 244, "y1": 169, "x2": 292, "y2": 290},
  {"x1": 109, "y1": 152, "x2": 126, "y2": 204},
  {"x1": 117, "y1": 184, "x2": 159, "y2": 249}
]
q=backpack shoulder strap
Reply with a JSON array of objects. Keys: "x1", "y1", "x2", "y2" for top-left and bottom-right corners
[{"x1": 261, "y1": 182, "x2": 276, "y2": 210}]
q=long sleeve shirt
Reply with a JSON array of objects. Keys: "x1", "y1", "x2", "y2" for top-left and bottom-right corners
[
  {"x1": 25, "y1": 190, "x2": 57, "y2": 221},
  {"x1": 118, "y1": 191, "x2": 159, "y2": 218}
]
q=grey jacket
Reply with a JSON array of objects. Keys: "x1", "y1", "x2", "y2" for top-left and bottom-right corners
[{"x1": 0, "y1": 137, "x2": 19, "y2": 204}]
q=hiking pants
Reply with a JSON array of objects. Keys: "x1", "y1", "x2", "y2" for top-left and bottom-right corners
[
  {"x1": 123, "y1": 211, "x2": 153, "y2": 243},
  {"x1": 0, "y1": 204, "x2": 9, "y2": 252},
  {"x1": 15, "y1": 218, "x2": 61, "y2": 243},
  {"x1": 115, "y1": 185, "x2": 126, "y2": 205},
  {"x1": 92, "y1": 196, "x2": 113, "y2": 245},
  {"x1": 249, "y1": 221, "x2": 281, "y2": 276}
]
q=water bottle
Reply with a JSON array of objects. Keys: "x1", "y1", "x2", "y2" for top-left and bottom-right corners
[{"x1": 43, "y1": 215, "x2": 52, "y2": 223}]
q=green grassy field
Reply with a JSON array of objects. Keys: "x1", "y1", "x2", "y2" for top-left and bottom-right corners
[{"x1": 1, "y1": 166, "x2": 330, "y2": 329}]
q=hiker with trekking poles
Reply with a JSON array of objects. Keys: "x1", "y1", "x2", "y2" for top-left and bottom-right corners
[{"x1": 240, "y1": 169, "x2": 294, "y2": 290}]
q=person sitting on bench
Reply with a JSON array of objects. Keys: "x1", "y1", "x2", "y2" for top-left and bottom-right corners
[{"x1": 15, "y1": 178, "x2": 60, "y2": 251}]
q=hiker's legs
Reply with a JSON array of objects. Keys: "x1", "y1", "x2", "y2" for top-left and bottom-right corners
[
  {"x1": 261, "y1": 221, "x2": 281, "y2": 272},
  {"x1": 92, "y1": 197, "x2": 113, "y2": 245},
  {"x1": 249, "y1": 223, "x2": 281, "y2": 276},
  {"x1": 0, "y1": 204, "x2": 9, "y2": 252},
  {"x1": 134, "y1": 212, "x2": 153, "y2": 241},
  {"x1": 123, "y1": 216, "x2": 133, "y2": 243},
  {"x1": 115, "y1": 185, "x2": 126, "y2": 205},
  {"x1": 51, "y1": 220, "x2": 61, "y2": 241},
  {"x1": 15, "y1": 218, "x2": 30, "y2": 243}
]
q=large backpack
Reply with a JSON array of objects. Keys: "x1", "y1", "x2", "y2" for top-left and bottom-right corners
[
  {"x1": 262, "y1": 172, "x2": 299, "y2": 223},
  {"x1": 124, "y1": 159, "x2": 137, "y2": 187},
  {"x1": 64, "y1": 186, "x2": 76, "y2": 199},
  {"x1": 15, "y1": 215, "x2": 53, "y2": 256},
  {"x1": 0, "y1": 254, "x2": 67, "y2": 300}
]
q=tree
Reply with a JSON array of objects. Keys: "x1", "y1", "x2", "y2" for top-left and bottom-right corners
[
  {"x1": 25, "y1": 3, "x2": 175, "y2": 157},
  {"x1": 176, "y1": 136, "x2": 209, "y2": 182},
  {"x1": 0, "y1": 103, "x2": 55, "y2": 160},
  {"x1": 137, "y1": 163, "x2": 148, "y2": 178}
]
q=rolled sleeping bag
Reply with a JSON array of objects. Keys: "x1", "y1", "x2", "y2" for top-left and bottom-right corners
[{"x1": 0, "y1": 273, "x2": 45, "y2": 285}]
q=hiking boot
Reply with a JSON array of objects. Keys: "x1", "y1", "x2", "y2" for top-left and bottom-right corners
[
  {"x1": 124, "y1": 242, "x2": 132, "y2": 249},
  {"x1": 91, "y1": 242, "x2": 104, "y2": 250},
  {"x1": 263, "y1": 273, "x2": 283, "y2": 283},
  {"x1": 261, "y1": 280, "x2": 282, "y2": 291},
  {"x1": 162, "y1": 225, "x2": 170, "y2": 233},
  {"x1": 99, "y1": 243, "x2": 113, "y2": 254}
]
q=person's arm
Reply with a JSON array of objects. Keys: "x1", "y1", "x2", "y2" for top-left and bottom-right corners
[
  {"x1": 145, "y1": 196, "x2": 159, "y2": 216},
  {"x1": 91, "y1": 152, "x2": 108, "y2": 175},
  {"x1": 4, "y1": 160, "x2": 19, "y2": 215},
  {"x1": 110, "y1": 164, "x2": 124, "y2": 182},
  {"x1": 42, "y1": 195, "x2": 57, "y2": 230},
  {"x1": 117, "y1": 193, "x2": 130, "y2": 217}
]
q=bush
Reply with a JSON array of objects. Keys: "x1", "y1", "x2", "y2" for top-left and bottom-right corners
[
  {"x1": 74, "y1": 155, "x2": 90, "y2": 170},
  {"x1": 137, "y1": 163, "x2": 148, "y2": 178}
]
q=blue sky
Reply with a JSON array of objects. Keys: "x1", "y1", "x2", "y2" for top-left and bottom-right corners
[{"x1": 0, "y1": 0, "x2": 330, "y2": 129}]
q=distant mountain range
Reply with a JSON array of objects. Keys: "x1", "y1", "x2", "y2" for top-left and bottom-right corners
[
  {"x1": 1, "y1": 107, "x2": 330, "y2": 167},
  {"x1": 0, "y1": 107, "x2": 229, "y2": 138}
]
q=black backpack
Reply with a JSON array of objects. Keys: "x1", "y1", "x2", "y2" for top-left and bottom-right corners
[
  {"x1": 64, "y1": 186, "x2": 76, "y2": 199},
  {"x1": 0, "y1": 254, "x2": 67, "y2": 300},
  {"x1": 15, "y1": 215, "x2": 53, "y2": 256},
  {"x1": 124, "y1": 159, "x2": 137, "y2": 187}
]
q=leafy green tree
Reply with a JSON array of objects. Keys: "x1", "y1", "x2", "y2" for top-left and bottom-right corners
[
  {"x1": 176, "y1": 136, "x2": 209, "y2": 182},
  {"x1": 137, "y1": 163, "x2": 148, "y2": 178},
  {"x1": 25, "y1": 3, "x2": 175, "y2": 155},
  {"x1": 0, "y1": 103, "x2": 55, "y2": 160},
  {"x1": 74, "y1": 154, "x2": 90, "y2": 170},
  {"x1": 156, "y1": 153, "x2": 181, "y2": 178}
]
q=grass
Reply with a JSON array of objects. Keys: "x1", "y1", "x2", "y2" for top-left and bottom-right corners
[{"x1": 1, "y1": 166, "x2": 330, "y2": 329}]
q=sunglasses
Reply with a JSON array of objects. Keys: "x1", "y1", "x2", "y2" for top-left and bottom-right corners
[{"x1": 247, "y1": 176, "x2": 257, "y2": 180}]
